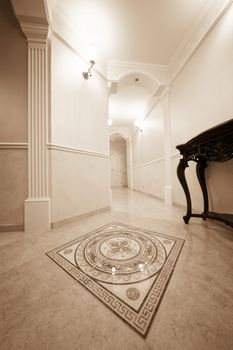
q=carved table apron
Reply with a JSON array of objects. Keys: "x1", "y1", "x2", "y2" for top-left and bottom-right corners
[{"x1": 176, "y1": 119, "x2": 233, "y2": 228}]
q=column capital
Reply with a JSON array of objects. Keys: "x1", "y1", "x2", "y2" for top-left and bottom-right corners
[{"x1": 17, "y1": 16, "x2": 49, "y2": 44}]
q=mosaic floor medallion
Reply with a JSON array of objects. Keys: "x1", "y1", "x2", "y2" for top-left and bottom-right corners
[{"x1": 46, "y1": 223, "x2": 184, "y2": 337}]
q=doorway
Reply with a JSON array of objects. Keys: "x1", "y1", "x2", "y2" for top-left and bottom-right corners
[{"x1": 110, "y1": 134, "x2": 128, "y2": 187}]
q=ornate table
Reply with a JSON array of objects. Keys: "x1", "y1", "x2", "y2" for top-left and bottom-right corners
[{"x1": 176, "y1": 119, "x2": 233, "y2": 228}]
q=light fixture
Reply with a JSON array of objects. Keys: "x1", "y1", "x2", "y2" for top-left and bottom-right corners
[
  {"x1": 108, "y1": 119, "x2": 113, "y2": 127},
  {"x1": 134, "y1": 120, "x2": 143, "y2": 132},
  {"x1": 82, "y1": 44, "x2": 97, "y2": 80}
]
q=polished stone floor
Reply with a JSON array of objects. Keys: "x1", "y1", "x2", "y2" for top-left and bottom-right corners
[
  {"x1": 46, "y1": 222, "x2": 184, "y2": 337},
  {"x1": 1, "y1": 188, "x2": 233, "y2": 350}
]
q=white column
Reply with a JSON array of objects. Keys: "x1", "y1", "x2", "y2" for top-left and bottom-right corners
[
  {"x1": 161, "y1": 89, "x2": 173, "y2": 206},
  {"x1": 20, "y1": 21, "x2": 50, "y2": 233}
]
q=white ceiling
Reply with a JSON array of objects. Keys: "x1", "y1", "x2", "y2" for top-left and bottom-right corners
[
  {"x1": 52, "y1": 0, "x2": 208, "y2": 127},
  {"x1": 54, "y1": 0, "x2": 207, "y2": 64}
]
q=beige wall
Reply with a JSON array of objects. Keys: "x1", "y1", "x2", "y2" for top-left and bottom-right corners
[
  {"x1": 0, "y1": 1, "x2": 28, "y2": 227},
  {"x1": 0, "y1": 149, "x2": 27, "y2": 226},
  {"x1": 50, "y1": 35, "x2": 110, "y2": 223},
  {"x1": 0, "y1": 0, "x2": 28, "y2": 143},
  {"x1": 170, "y1": 4, "x2": 233, "y2": 212},
  {"x1": 132, "y1": 102, "x2": 165, "y2": 199}
]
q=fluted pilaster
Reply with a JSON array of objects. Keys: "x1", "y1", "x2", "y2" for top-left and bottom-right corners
[
  {"x1": 20, "y1": 20, "x2": 50, "y2": 233},
  {"x1": 28, "y1": 43, "x2": 48, "y2": 198}
]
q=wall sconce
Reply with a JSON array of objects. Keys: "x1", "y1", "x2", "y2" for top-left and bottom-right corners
[
  {"x1": 108, "y1": 119, "x2": 113, "y2": 127},
  {"x1": 82, "y1": 44, "x2": 97, "y2": 80},
  {"x1": 134, "y1": 120, "x2": 143, "y2": 132}
]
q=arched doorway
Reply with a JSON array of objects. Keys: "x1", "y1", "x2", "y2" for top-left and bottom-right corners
[{"x1": 110, "y1": 134, "x2": 128, "y2": 187}]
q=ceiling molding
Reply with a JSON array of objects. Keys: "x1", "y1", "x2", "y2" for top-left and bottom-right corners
[
  {"x1": 168, "y1": 0, "x2": 233, "y2": 81},
  {"x1": 108, "y1": 60, "x2": 168, "y2": 72},
  {"x1": 107, "y1": 60, "x2": 170, "y2": 85},
  {"x1": 52, "y1": 3, "x2": 108, "y2": 77}
]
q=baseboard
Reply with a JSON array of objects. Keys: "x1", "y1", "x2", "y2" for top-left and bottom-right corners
[
  {"x1": 51, "y1": 206, "x2": 111, "y2": 229},
  {"x1": 133, "y1": 189, "x2": 164, "y2": 202},
  {"x1": 0, "y1": 224, "x2": 24, "y2": 233}
]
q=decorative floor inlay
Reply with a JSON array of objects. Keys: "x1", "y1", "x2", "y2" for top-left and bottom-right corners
[{"x1": 46, "y1": 223, "x2": 184, "y2": 337}]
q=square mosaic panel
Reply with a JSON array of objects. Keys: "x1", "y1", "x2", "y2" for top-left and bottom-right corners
[{"x1": 46, "y1": 223, "x2": 184, "y2": 337}]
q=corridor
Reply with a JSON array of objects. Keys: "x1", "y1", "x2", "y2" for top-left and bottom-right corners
[{"x1": 1, "y1": 189, "x2": 232, "y2": 350}]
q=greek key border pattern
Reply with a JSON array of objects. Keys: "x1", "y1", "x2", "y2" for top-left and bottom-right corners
[{"x1": 46, "y1": 222, "x2": 184, "y2": 337}]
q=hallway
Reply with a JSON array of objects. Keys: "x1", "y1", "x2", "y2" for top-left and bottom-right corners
[{"x1": 1, "y1": 189, "x2": 232, "y2": 350}]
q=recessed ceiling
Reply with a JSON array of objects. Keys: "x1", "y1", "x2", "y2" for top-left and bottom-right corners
[{"x1": 54, "y1": 0, "x2": 207, "y2": 64}]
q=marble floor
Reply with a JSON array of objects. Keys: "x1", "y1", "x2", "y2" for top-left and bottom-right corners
[{"x1": 1, "y1": 188, "x2": 233, "y2": 350}]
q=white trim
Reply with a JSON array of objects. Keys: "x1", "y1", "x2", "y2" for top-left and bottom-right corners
[
  {"x1": 133, "y1": 157, "x2": 165, "y2": 169},
  {"x1": 47, "y1": 143, "x2": 110, "y2": 159},
  {"x1": 52, "y1": 31, "x2": 107, "y2": 81},
  {"x1": 132, "y1": 153, "x2": 181, "y2": 169},
  {"x1": 0, "y1": 143, "x2": 28, "y2": 149},
  {"x1": 108, "y1": 60, "x2": 168, "y2": 72},
  {"x1": 107, "y1": 60, "x2": 170, "y2": 85},
  {"x1": 169, "y1": 0, "x2": 233, "y2": 81},
  {"x1": 51, "y1": 206, "x2": 110, "y2": 229},
  {"x1": 52, "y1": 5, "x2": 107, "y2": 78},
  {"x1": 170, "y1": 152, "x2": 181, "y2": 159}
]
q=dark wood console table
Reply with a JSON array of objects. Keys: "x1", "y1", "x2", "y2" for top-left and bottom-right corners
[{"x1": 176, "y1": 119, "x2": 233, "y2": 228}]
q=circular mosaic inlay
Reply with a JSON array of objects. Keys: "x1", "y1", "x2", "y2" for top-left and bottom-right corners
[
  {"x1": 75, "y1": 229, "x2": 166, "y2": 284},
  {"x1": 126, "y1": 287, "x2": 140, "y2": 300}
]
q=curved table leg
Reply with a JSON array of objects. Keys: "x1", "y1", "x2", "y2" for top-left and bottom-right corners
[
  {"x1": 177, "y1": 159, "x2": 192, "y2": 224},
  {"x1": 196, "y1": 159, "x2": 209, "y2": 218}
]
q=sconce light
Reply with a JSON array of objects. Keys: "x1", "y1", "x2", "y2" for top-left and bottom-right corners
[
  {"x1": 108, "y1": 119, "x2": 113, "y2": 127},
  {"x1": 134, "y1": 120, "x2": 143, "y2": 132},
  {"x1": 82, "y1": 44, "x2": 97, "y2": 80}
]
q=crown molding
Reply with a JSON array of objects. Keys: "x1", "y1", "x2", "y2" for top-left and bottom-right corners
[
  {"x1": 108, "y1": 60, "x2": 168, "y2": 72},
  {"x1": 169, "y1": 0, "x2": 233, "y2": 81},
  {"x1": 107, "y1": 60, "x2": 170, "y2": 85}
]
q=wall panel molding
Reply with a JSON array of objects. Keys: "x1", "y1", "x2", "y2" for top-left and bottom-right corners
[
  {"x1": 133, "y1": 157, "x2": 165, "y2": 169},
  {"x1": 132, "y1": 152, "x2": 180, "y2": 169},
  {"x1": 170, "y1": 152, "x2": 181, "y2": 159},
  {"x1": 47, "y1": 143, "x2": 110, "y2": 159},
  {"x1": 0, "y1": 143, "x2": 28, "y2": 149}
]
